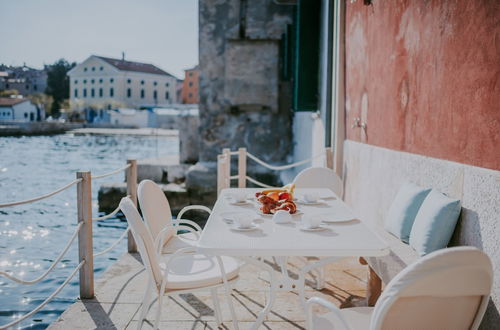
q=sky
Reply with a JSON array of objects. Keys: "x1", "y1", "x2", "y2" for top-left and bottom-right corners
[{"x1": 0, "y1": 0, "x2": 198, "y2": 79}]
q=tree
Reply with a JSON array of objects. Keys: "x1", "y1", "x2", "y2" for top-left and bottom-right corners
[
  {"x1": 28, "y1": 93, "x2": 53, "y2": 114},
  {"x1": 0, "y1": 89, "x2": 19, "y2": 97},
  {"x1": 45, "y1": 59, "x2": 76, "y2": 116}
]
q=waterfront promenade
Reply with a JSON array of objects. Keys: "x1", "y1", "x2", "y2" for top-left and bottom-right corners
[{"x1": 48, "y1": 254, "x2": 368, "y2": 329}]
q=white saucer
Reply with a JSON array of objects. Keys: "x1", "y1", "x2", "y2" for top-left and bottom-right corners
[
  {"x1": 296, "y1": 199, "x2": 326, "y2": 206},
  {"x1": 315, "y1": 211, "x2": 355, "y2": 223},
  {"x1": 231, "y1": 223, "x2": 259, "y2": 232},
  {"x1": 256, "y1": 209, "x2": 303, "y2": 217},
  {"x1": 299, "y1": 225, "x2": 327, "y2": 232},
  {"x1": 220, "y1": 211, "x2": 256, "y2": 223}
]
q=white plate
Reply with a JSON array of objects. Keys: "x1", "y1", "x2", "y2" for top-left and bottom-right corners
[
  {"x1": 220, "y1": 211, "x2": 254, "y2": 223},
  {"x1": 225, "y1": 197, "x2": 251, "y2": 206},
  {"x1": 296, "y1": 199, "x2": 327, "y2": 206},
  {"x1": 230, "y1": 223, "x2": 259, "y2": 232},
  {"x1": 256, "y1": 209, "x2": 303, "y2": 217},
  {"x1": 299, "y1": 225, "x2": 327, "y2": 232}
]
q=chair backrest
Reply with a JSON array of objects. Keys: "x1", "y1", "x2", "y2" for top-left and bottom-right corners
[
  {"x1": 120, "y1": 197, "x2": 163, "y2": 289},
  {"x1": 138, "y1": 179, "x2": 175, "y2": 244},
  {"x1": 371, "y1": 247, "x2": 493, "y2": 330},
  {"x1": 293, "y1": 167, "x2": 343, "y2": 198}
]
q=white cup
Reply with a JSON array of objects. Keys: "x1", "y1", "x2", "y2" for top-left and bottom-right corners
[
  {"x1": 231, "y1": 191, "x2": 247, "y2": 203},
  {"x1": 305, "y1": 215, "x2": 322, "y2": 228},
  {"x1": 273, "y1": 210, "x2": 292, "y2": 224},
  {"x1": 235, "y1": 214, "x2": 254, "y2": 228},
  {"x1": 303, "y1": 192, "x2": 319, "y2": 203}
]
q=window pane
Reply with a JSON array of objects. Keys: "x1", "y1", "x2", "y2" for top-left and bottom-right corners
[
  {"x1": 140, "y1": 89, "x2": 144, "y2": 98},
  {"x1": 127, "y1": 88, "x2": 131, "y2": 97},
  {"x1": 110, "y1": 88, "x2": 114, "y2": 97}
]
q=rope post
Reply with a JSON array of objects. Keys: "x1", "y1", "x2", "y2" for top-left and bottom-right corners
[
  {"x1": 238, "y1": 147, "x2": 247, "y2": 188},
  {"x1": 217, "y1": 154, "x2": 224, "y2": 196},
  {"x1": 223, "y1": 148, "x2": 231, "y2": 188},
  {"x1": 126, "y1": 160, "x2": 138, "y2": 253},
  {"x1": 76, "y1": 171, "x2": 94, "y2": 299},
  {"x1": 326, "y1": 147, "x2": 334, "y2": 169}
]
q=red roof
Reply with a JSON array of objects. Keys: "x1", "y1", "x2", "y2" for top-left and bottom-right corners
[
  {"x1": 0, "y1": 98, "x2": 29, "y2": 107},
  {"x1": 96, "y1": 56, "x2": 174, "y2": 77}
]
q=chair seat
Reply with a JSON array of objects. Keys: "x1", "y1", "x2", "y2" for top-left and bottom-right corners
[
  {"x1": 162, "y1": 232, "x2": 199, "y2": 254},
  {"x1": 313, "y1": 307, "x2": 373, "y2": 330},
  {"x1": 160, "y1": 254, "x2": 240, "y2": 290}
]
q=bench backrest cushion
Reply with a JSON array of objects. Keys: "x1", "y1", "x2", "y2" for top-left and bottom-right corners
[
  {"x1": 384, "y1": 182, "x2": 431, "y2": 243},
  {"x1": 409, "y1": 189, "x2": 461, "y2": 256}
]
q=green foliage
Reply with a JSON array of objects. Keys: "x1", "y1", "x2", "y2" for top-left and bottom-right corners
[
  {"x1": 0, "y1": 89, "x2": 19, "y2": 97},
  {"x1": 45, "y1": 59, "x2": 76, "y2": 116},
  {"x1": 28, "y1": 93, "x2": 54, "y2": 113}
]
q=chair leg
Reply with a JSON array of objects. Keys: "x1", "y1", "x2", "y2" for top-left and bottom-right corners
[
  {"x1": 137, "y1": 283, "x2": 153, "y2": 330},
  {"x1": 315, "y1": 267, "x2": 325, "y2": 290},
  {"x1": 211, "y1": 288, "x2": 223, "y2": 326},
  {"x1": 154, "y1": 294, "x2": 164, "y2": 330},
  {"x1": 367, "y1": 266, "x2": 382, "y2": 306}
]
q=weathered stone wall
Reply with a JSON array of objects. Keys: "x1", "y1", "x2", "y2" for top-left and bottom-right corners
[
  {"x1": 343, "y1": 140, "x2": 500, "y2": 328},
  {"x1": 198, "y1": 0, "x2": 295, "y2": 163}
]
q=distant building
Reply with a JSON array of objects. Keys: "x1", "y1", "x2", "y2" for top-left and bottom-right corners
[
  {"x1": 67, "y1": 55, "x2": 178, "y2": 117},
  {"x1": 0, "y1": 65, "x2": 47, "y2": 96},
  {"x1": 0, "y1": 98, "x2": 38, "y2": 122},
  {"x1": 181, "y1": 66, "x2": 199, "y2": 104}
]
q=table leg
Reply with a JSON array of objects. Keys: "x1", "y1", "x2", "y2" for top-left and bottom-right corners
[{"x1": 216, "y1": 256, "x2": 239, "y2": 330}]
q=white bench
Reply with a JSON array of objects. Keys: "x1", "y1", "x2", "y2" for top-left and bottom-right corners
[{"x1": 360, "y1": 226, "x2": 420, "y2": 305}]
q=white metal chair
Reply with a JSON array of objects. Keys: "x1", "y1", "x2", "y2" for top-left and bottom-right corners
[
  {"x1": 120, "y1": 197, "x2": 240, "y2": 330},
  {"x1": 306, "y1": 246, "x2": 493, "y2": 330},
  {"x1": 293, "y1": 166, "x2": 344, "y2": 198},
  {"x1": 138, "y1": 179, "x2": 211, "y2": 254}
]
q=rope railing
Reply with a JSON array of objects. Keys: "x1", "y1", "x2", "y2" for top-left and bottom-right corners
[
  {"x1": 0, "y1": 178, "x2": 82, "y2": 208},
  {"x1": 0, "y1": 260, "x2": 85, "y2": 330},
  {"x1": 0, "y1": 222, "x2": 82, "y2": 285},
  {"x1": 246, "y1": 151, "x2": 326, "y2": 171},
  {"x1": 94, "y1": 228, "x2": 130, "y2": 257},
  {"x1": 245, "y1": 176, "x2": 274, "y2": 188},
  {"x1": 92, "y1": 196, "x2": 130, "y2": 221},
  {"x1": 91, "y1": 163, "x2": 131, "y2": 180}
]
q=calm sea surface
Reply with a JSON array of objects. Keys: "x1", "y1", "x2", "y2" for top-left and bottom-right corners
[{"x1": 0, "y1": 133, "x2": 178, "y2": 329}]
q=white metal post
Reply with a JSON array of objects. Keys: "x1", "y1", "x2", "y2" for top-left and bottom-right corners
[
  {"x1": 238, "y1": 147, "x2": 247, "y2": 188},
  {"x1": 126, "y1": 159, "x2": 138, "y2": 253}
]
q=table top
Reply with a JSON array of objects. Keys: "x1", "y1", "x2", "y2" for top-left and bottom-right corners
[{"x1": 197, "y1": 188, "x2": 389, "y2": 257}]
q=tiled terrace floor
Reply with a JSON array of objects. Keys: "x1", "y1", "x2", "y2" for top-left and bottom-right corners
[{"x1": 48, "y1": 253, "x2": 370, "y2": 329}]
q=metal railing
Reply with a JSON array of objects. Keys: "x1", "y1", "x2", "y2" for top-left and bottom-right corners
[
  {"x1": 0, "y1": 159, "x2": 138, "y2": 329},
  {"x1": 217, "y1": 147, "x2": 334, "y2": 195}
]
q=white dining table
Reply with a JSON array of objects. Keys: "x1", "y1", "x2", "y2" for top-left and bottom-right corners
[{"x1": 196, "y1": 188, "x2": 389, "y2": 329}]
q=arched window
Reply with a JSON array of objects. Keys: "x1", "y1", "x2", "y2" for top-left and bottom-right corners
[
  {"x1": 127, "y1": 79, "x2": 131, "y2": 84},
  {"x1": 91, "y1": 88, "x2": 95, "y2": 97},
  {"x1": 74, "y1": 89, "x2": 78, "y2": 97},
  {"x1": 91, "y1": 79, "x2": 95, "y2": 84},
  {"x1": 140, "y1": 80, "x2": 145, "y2": 85},
  {"x1": 153, "y1": 90, "x2": 157, "y2": 99},
  {"x1": 165, "y1": 91, "x2": 169, "y2": 100},
  {"x1": 99, "y1": 88, "x2": 103, "y2": 97},
  {"x1": 127, "y1": 88, "x2": 131, "y2": 98},
  {"x1": 140, "y1": 89, "x2": 145, "y2": 98},
  {"x1": 110, "y1": 88, "x2": 114, "y2": 97},
  {"x1": 83, "y1": 88, "x2": 87, "y2": 97}
]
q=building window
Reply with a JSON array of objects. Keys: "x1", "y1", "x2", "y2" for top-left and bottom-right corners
[
  {"x1": 127, "y1": 88, "x2": 131, "y2": 97},
  {"x1": 189, "y1": 82, "x2": 193, "y2": 87},
  {"x1": 74, "y1": 89, "x2": 78, "y2": 97},
  {"x1": 127, "y1": 79, "x2": 131, "y2": 84},
  {"x1": 165, "y1": 91, "x2": 169, "y2": 100},
  {"x1": 83, "y1": 88, "x2": 87, "y2": 97},
  {"x1": 100, "y1": 66, "x2": 103, "y2": 71},
  {"x1": 26, "y1": 85, "x2": 30, "y2": 90},
  {"x1": 84, "y1": 68, "x2": 87, "y2": 72},
  {"x1": 140, "y1": 89, "x2": 145, "y2": 98},
  {"x1": 189, "y1": 72, "x2": 193, "y2": 77},
  {"x1": 24, "y1": 113, "x2": 28, "y2": 118},
  {"x1": 91, "y1": 79, "x2": 95, "y2": 84},
  {"x1": 110, "y1": 78, "x2": 114, "y2": 83},
  {"x1": 153, "y1": 90, "x2": 157, "y2": 99},
  {"x1": 99, "y1": 88, "x2": 103, "y2": 97},
  {"x1": 92, "y1": 67, "x2": 95, "y2": 71},
  {"x1": 110, "y1": 88, "x2": 114, "y2": 97},
  {"x1": 153, "y1": 81, "x2": 157, "y2": 86},
  {"x1": 34, "y1": 85, "x2": 38, "y2": 91},
  {"x1": 141, "y1": 80, "x2": 144, "y2": 85},
  {"x1": 83, "y1": 80, "x2": 87, "y2": 84},
  {"x1": 75, "y1": 80, "x2": 78, "y2": 84},
  {"x1": 165, "y1": 83, "x2": 169, "y2": 87},
  {"x1": 5, "y1": 83, "x2": 9, "y2": 89},
  {"x1": 99, "y1": 78, "x2": 103, "y2": 83},
  {"x1": 91, "y1": 88, "x2": 95, "y2": 97}
]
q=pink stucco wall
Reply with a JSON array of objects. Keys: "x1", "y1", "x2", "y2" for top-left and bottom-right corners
[{"x1": 345, "y1": 0, "x2": 500, "y2": 170}]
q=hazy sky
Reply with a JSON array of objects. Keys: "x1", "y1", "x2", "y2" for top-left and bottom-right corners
[{"x1": 0, "y1": 0, "x2": 198, "y2": 79}]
